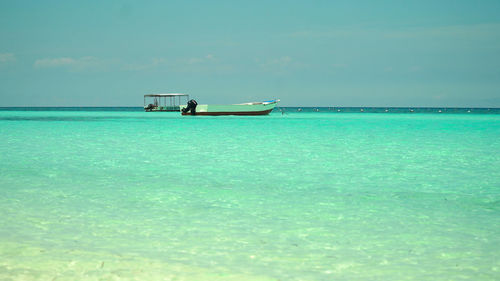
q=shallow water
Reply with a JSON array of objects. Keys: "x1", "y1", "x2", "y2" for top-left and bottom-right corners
[{"x1": 0, "y1": 110, "x2": 499, "y2": 280}]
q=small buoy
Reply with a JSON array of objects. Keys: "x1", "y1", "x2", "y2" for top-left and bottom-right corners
[
  {"x1": 438, "y1": 110, "x2": 442, "y2": 113},
  {"x1": 298, "y1": 108, "x2": 302, "y2": 112},
  {"x1": 385, "y1": 109, "x2": 388, "y2": 112},
  {"x1": 467, "y1": 110, "x2": 471, "y2": 113},
  {"x1": 337, "y1": 109, "x2": 341, "y2": 112},
  {"x1": 410, "y1": 109, "x2": 414, "y2": 112},
  {"x1": 360, "y1": 108, "x2": 364, "y2": 112},
  {"x1": 315, "y1": 108, "x2": 319, "y2": 112}
]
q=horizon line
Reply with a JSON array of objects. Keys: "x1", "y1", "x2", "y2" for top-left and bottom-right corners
[{"x1": 0, "y1": 106, "x2": 499, "y2": 109}]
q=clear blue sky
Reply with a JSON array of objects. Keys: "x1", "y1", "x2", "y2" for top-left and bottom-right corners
[{"x1": 1, "y1": 0, "x2": 499, "y2": 107}]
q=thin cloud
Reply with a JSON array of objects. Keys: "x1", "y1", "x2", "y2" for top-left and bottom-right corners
[
  {"x1": 34, "y1": 56, "x2": 106, "y2": 71},
  {"x1": 186, "y1": 54, "x2": 216, "y2": 65},
  {"x1": 0, "y1": 53, "x2": 16, "y2": 63},
  {"x1": 34, "y1": 57, "x2": 75, "y2": 68},
  {"x1": 259, "y1": 56, "x2": 292, "y2": 70}
]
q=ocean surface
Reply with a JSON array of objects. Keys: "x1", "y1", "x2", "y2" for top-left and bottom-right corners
[{"x1": 0, "y1": 108, "x2": 499, "y2": 280}]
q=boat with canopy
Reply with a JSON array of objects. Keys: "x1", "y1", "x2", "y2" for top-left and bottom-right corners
[{"x1": 144, "y1": 93, "x2": 189, "y2": 112}]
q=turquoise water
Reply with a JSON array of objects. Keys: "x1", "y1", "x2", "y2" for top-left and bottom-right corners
[{"x1": 0, "y1": 109, "x2": 499, "y2": 280}]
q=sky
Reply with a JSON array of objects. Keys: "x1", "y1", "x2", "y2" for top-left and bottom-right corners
[{"x1": 0, "y1": 0, "x2": 499, "y2": 107}]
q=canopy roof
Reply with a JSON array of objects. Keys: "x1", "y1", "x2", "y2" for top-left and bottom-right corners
[{"x1": 144, "y1": 93, "x2": 188, "y2": 97}]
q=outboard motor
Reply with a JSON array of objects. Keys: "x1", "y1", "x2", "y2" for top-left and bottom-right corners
[
  {"x1": 182, "y1": 99, "x2": 198, "y2": 115},
  {"x1": 144, "y1": 103, "x2": 154, "y2": 111}
]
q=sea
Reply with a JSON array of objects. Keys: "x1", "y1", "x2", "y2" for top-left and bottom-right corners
[{"x1": 0, "y1": 107, "x2": 499, "y2": 281}]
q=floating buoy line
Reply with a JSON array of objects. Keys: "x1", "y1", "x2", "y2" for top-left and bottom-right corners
[{"x1": 286, "y1": 107, "x2": 483, "y2": 113}]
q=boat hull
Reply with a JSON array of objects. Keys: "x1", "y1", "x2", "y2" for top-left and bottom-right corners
[
  {"x1": 182, "y1": 109, "x2": 273, "y2": 116},
  {"x1": 181, "y1": 101, "x2": 278, "y2": 116}
]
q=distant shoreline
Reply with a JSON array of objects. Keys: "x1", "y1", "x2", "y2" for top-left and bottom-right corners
[
  {"x1": 0, "y1": 106, "x2": 498, "y2": 109},
  {"x1": 1, "y1": 106, "x2": 498, "y2": 114}
]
